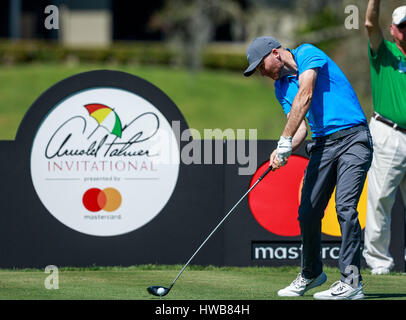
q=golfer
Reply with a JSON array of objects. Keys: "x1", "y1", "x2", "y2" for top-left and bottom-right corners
[
  {"x1": 244, "y1": 37, "x2": 373, "y2": 300},
  {"x1": 363, "y1": 1, "x2": 406, "y2": 275}
]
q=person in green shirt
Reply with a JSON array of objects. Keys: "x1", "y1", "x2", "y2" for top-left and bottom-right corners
[{"x1": 364, "y1": 1, "x2": 406, "y2": 275}]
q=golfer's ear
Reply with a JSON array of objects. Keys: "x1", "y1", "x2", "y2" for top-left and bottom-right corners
[{"x1": 271, "y1": 48, "x2": 279, "y2": 58}]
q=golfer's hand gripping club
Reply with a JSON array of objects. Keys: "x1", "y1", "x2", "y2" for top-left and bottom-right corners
[{"x1": 276, "y1": 136, "x2": 292, "y2": 166}]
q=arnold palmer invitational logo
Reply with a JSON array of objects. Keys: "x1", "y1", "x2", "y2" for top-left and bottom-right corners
[{"x1": 30, "y1": 87, "x2": 180, "y2": 236}]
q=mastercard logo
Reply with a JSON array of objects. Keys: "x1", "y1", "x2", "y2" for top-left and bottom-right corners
[
  {"x1": 248, "y1": 155, "x2": 367, "y2": 237},
  {"x1": 83, "y1": 187, "x2": 122, "y2": 212}
]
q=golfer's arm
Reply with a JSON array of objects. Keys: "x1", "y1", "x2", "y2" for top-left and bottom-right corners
[
  {"x1": 290, "y1": 116, "x2": 307, "y2": 153},
  {"x1": 365, "y1": 0, "x2": 383, "y2": 53},
  {"x1": 281, "y1": 68, "x2": 317, "y2": 139}
]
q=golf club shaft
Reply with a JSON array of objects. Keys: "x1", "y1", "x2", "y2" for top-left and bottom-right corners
[{"x1": 169, "y1": 166, "x2": 272, "y2": 288}]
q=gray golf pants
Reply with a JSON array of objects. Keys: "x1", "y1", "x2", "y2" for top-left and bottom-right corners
[{"x1": 299, "y1": 125, "x2": 373, "y2": 282}]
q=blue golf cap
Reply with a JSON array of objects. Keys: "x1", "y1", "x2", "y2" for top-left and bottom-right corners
[{"x1": 244, "y1": 36, "x2": 281, "y2": 77}]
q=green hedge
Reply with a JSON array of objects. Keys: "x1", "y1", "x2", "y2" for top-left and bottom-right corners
[
  {"x1": 0, "y1": 41, "x2": 175, "y2": 64},
  {"x1": 202, "y1": 50, "x2": 247, "y2": 72},
  {"x1": 0, "y1": 40, "x2": 247, "y2": 71}
]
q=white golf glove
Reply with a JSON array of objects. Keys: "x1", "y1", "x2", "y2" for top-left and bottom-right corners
[{"x1": 277, "y1": 136, "x2": 292, "y2": 166}]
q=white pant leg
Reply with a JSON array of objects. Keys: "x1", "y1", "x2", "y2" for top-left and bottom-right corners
[
  {"x1": 399, "y1": 168, "x2": 406, "y2": 263},
  {"x1": 364, "y1": 117, "x2": 406, "y2": 270}
]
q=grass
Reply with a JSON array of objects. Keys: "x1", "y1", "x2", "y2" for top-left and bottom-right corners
[
  {"x1": 0, "y1": 63, "x2": 285, "y2": 141},
  {"x1": 0, "y1": 265, "x2": 405, "y2": 300},
  {"x1": 0, "y1": 63, "x2": 373, "y2": 141}
]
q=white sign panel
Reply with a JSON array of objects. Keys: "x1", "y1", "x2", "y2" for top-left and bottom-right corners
[{"x1": 31, "y1": 87, "x2": 180, "y2": 236}]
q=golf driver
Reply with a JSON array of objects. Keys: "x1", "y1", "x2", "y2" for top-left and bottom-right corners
[{"x1": 147, "y1": 165, "x2": 272, "y2": 297}]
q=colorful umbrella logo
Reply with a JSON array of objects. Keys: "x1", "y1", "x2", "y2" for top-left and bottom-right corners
[{"x1": 84, "y1": 103, "x2": 122, "y2": 139}]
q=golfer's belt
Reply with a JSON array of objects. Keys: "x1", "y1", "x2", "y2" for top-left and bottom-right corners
[{"x1": 315, "y1": 124, "x2": 368, "y2": 141}]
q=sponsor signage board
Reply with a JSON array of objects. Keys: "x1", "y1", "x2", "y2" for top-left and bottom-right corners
[
  {"x1": 30, "y1": 87, "x2": 180, "y2": 236},
  {"x1": 252, "y1": 242, "x2": 344, "y2": 262}
]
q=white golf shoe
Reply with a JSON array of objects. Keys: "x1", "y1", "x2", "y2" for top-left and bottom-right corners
[
  {"x1": 277, "y1": 272, "x2": 327, "y2": 297},
  {"x1": 371, "y1": 267, "x2": 390, "y2": 275},
  {"x1": 313, "y1": 280, "x2": 365, "y2": 300}
]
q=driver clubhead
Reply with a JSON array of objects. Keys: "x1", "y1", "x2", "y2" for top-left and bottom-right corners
[{"x1": 147, "y1": 286, "x2": 170, "y2": 297}]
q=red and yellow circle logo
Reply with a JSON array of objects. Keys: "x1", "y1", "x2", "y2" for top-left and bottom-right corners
[
  {"x1": 83, "y1": 187, "x2": 122, "y2": 212},
  {"x1": 248, "y1": 155, "x2": 367, "y2": 237}
]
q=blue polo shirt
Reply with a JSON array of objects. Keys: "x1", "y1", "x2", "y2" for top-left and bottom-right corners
[{"x1": 274, "y1": 44, "x2": 367, "y2": 138}]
